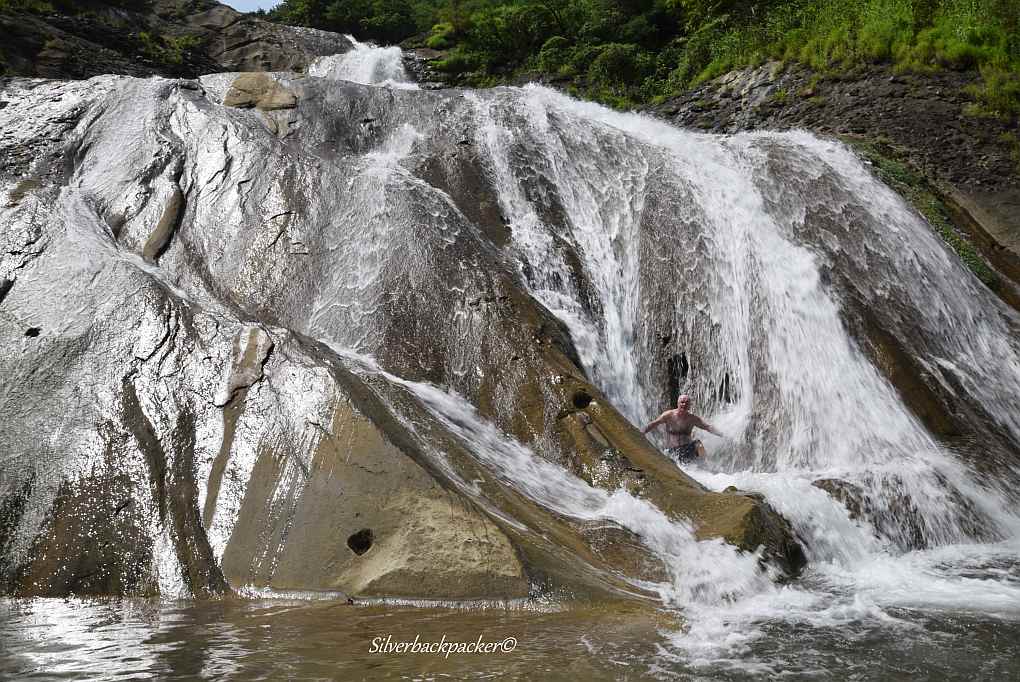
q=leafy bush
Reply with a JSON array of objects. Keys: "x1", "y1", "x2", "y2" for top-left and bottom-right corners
[
  {"x1": 426, "y1": 21, "x2": 456, "y2": 48},
  {"x1": 538, "y1": 35, "x2": 570, "y2": 72},
  {"x1": 434, "y1": 46, "x2": 481, "y2": 73}
]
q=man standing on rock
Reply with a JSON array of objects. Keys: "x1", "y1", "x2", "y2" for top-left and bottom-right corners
[{"x1": 642, "y1": 394, "x2": 721, "y2": 465}]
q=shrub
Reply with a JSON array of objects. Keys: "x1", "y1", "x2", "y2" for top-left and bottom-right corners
[
  {"x1": 426, "y1": 21, "x2": 455, "y2": 48},
  {"x1": 434, "y1": 46, "x2": 481, "y2": 73},
  {"x1": 967, "y1": 65, "x2": 1020, "y2": 118},
  {"x1": 538, "y1": 35, "x2": 570, "y2": 72},
  {"x1": 587, "y1": 42, "x2": 641, "y2": 87}
]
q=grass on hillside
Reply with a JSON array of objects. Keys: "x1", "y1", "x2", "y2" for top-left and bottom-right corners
[
  {"x1": 686, "y1": 0, "x2": 1020, "y2": 118},
  {"x1": 417, "y1": 0, "x2": 1020, "y2": 116}
]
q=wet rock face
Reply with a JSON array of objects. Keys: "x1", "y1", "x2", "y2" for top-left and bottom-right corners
[
  {"x1": 653, "y1": 61, "x2": 1019, "y2": 194},
  {"x1": 0, "y1": 72, "x2": 810, "y2": 601},
  {"x1": 651, "y1": 61, "x2": 1020, "y2": 321}
]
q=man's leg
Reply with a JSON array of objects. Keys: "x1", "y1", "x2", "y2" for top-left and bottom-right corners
[{"x1": 695, "y1": 440, "x2": 706, "y2": 459}]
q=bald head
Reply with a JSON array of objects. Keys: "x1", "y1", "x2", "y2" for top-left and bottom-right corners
[{"x1": 676, "y1": 394, "x2": 691, "y2": 412}]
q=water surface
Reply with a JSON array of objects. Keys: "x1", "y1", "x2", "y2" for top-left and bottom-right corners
[{"x1": 3, "y1": 594, "x2": 1019, "y2": 680}]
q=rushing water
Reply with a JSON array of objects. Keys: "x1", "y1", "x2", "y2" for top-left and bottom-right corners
[
  {"x1": 460, "y1": 84, "x2": 1020, "y2": 667},
  {"x1": 307, "y1": 35, "x2": 417, "y2": 89},
  {"x1": 4, "y1": 40, "x2": 1020, "y2": 680},
  {"x1": 304, "y1": 40, "x2": 1020, "y2": 673}
]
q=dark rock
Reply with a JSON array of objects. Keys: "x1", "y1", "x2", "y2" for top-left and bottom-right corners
[{"x1": 0, "y1": 0, "x2": 352, "y2": 81}]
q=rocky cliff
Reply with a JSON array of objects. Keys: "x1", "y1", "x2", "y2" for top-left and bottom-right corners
[{"x1": 0, "y1": 0, "x2": 351, "y2": 79}]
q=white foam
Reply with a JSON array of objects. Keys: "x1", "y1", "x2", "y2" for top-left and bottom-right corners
[{"x1": 308, "y1": 36, "x2": 418, "y2": 89}]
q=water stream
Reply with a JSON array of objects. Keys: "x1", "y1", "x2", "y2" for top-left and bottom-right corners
[{"x1": 308, "y1": 35, "x2": 417, "y2": 89}]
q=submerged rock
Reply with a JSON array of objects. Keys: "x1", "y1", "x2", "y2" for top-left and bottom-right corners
[{"x1": 812, "y1": 476, "x2": 994, "y2": 550}]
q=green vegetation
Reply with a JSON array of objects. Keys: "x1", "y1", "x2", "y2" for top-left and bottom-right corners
[
  {"x1": 138, "y1": 31, "x2": 203, "y2": 65},
  {"x1": 848, "y1": 137, "x2": 1000, "y2": 287},
  {"x1": 0, "y1": 0, "x2": 203, "y2": 70},
  {"x1": 268, "y1": 0, "x2": 1019, "y2": 113},
  {"x1": 1001, "y1": 131, "x2": 1020, "y2": 173}
]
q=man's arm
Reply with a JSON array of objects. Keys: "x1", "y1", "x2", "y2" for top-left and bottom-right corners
[
  {"x1": 695, "y1": 416, "x2": 722, "y2": 437},
  {"x1": 642, "y1": 412, "x2": 668, "y2": 434}
]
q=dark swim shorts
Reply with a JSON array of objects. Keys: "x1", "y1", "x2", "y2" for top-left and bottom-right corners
[{"x1": 666, "y1": 441, "x2": 702, "y2": 464}]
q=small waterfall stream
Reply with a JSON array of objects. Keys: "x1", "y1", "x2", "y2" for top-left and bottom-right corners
[{"x1": 308, "y1": 35, "x2": 417, "y2": 89}]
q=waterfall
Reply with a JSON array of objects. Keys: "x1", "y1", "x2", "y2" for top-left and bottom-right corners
[
  {"x1": 468, "y1": 84, "x2": 1020, "y2": 544},
  {"x1": 307, "y1": 35, "x2": 417, "y2": 88},
  {"x1": 284, "y1": 64, "x2": 1020, "y2": 654},
  {"x1": 460, "y1": 84, "x2": 1020, "y2": 658},
  {"x1": 4, "y1": 41, "x2": 1020, "y2": 673}
]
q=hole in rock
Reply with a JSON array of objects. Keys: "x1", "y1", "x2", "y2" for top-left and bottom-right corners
[
  {"x1": 572, "y1": 391, "x2": 593, "y2": 409},
  {"x1": 24, "y1": 327, "x2": 41, "y2": 337},
  {"x1": 347, "y1": 528, "x2": 374, "y2": 555}
]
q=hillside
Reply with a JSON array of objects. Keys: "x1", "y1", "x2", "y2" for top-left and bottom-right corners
[
  {"x1": 0, "y1": 0, "x2": 350, "y2": 78},
  {"x1": 268, "y1": 0, "x2": 1019, "y2": 115}
]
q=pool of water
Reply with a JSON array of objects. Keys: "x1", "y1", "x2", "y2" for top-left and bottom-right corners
[{"x1": 3, "y1": 593, "x2": 1019, "y2": 680}]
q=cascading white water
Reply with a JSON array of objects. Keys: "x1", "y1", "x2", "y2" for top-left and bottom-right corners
[
  {"x1": 459, "y1": 84, "x2": 1020, "y2": 662},
  {"x1": 270, "y1": 40, "x2": 1020, "y2": 659},
  {"x1": 4, "y1": 34, "x2": 1020, "y2": 675},
  {"x1": 308, "y1": 35, "x2": 417, "y2": 88},
  {"x1": 328, "y1": 348, "x2": 776, "y2": 609},
  {"x1": 468, "y1": 85, "x2": 1020, "y2": 539},
  {"x1": 215, "y1": 38, "x2": 1020, "y2": 659}
]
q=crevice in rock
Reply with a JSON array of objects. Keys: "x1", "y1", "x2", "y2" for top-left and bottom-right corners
[
  {"x1": 347, "y1": 528, "x2": 374, "y2": 556},
  {"x1": 204, "y1": 386, "x2": 250, "y2": 529},
  {"x1": 166, "y1": 408, "x2": 232, "y2": 597},
  {"x1": 122, "y1": 378, "x2": 168, "y2": 524},
  {"x1": 122, "y1": 378, "x2": 229, "y2": 597},
  {"x1": 667, "y1": 352, "x2": 689, "y2": 404},
  {"x1": 141, "y1": 162, "x2": 186, "y2": 263},
  {"x1": 0, "y1": 278, "x2": 13, "y2": 307}
]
